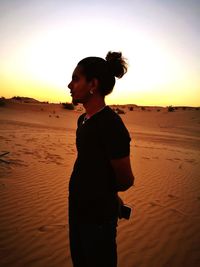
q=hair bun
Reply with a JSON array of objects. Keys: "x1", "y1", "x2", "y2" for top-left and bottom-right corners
[{"x1": 105, "y1": 51, "x2": 128, "y2": 78}]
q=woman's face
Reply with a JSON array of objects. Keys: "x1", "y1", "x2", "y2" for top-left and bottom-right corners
[{"x1": 68, "y1": 66, "x2": 93, "y2": 105}]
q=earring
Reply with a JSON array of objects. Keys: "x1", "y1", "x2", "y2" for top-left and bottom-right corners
[{"x1": 89, "y1": 90, "x2": 94, "y2": 95}]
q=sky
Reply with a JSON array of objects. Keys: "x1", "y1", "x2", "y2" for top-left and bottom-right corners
[{"x1": 0, "y1": 0, "x2": 199, "y2": 106}]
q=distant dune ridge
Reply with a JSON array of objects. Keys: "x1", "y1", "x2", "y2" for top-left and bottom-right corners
[{"x1": 0, "y1": 98, "x2": 200, "y2": 267}]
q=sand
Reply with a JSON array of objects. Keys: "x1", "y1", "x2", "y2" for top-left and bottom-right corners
[{"x1": 0, "y1": 101, "x2": 200, "y2": 267}]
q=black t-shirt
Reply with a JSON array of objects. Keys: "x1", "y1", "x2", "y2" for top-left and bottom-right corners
[{"x1": 69, "y1": 106, "x2": 131, "y2": 223}]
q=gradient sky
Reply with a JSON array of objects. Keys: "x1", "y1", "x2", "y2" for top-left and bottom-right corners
[{"x1": 0, "y1": 0, "x2": 199, "y2": 106}]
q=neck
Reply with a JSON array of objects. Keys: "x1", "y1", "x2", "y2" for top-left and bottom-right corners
[{"x1": 83, "y1": 96, "x2": 106, "y2": 118}]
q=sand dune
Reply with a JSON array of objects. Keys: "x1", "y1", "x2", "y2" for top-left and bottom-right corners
[{"x1": 0, "y1": 102, "x2": 200, "y2": 267}]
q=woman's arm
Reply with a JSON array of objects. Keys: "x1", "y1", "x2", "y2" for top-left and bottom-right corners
[{"x1": 111, "y1": 156, "x2": 134, "y2": 192}]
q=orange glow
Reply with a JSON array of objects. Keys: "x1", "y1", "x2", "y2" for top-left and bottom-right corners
[{"x1": 0, "y1": 1, "x2": 199, "y2": 107}]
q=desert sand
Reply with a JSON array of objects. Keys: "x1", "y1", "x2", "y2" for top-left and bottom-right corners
[{"x1": 0, "y1": 100, "x2": 200, "y2": 267}]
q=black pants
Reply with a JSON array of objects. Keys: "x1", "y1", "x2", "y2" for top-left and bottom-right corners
[{"x1": 69, "y1": 219, "x2": 118, "y2": 267}]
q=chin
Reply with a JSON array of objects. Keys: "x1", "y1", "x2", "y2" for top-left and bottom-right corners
[{"x1": 72, "y1": 98, "x2": 80, "y2": 105}]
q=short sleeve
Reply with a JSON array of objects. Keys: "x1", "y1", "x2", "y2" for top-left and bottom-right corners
[{"x1": 103, "y1": 116, "x2": 131, "y2": 159}]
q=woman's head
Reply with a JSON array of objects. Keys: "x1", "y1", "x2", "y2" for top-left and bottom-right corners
[
  {"x1": 68, "y1": 51, "x2": 128, "y2": 105},
  {"x1": 77, "y1": 51, "x2": 128, "y2": 96}
]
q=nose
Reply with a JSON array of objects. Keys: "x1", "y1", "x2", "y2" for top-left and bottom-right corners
[{"x1": 68, "y1": 81, "x2": 72, "y2": 90}]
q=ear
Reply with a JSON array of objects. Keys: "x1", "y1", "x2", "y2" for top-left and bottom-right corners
[{"x1": 89, "y1": 78, "x2": 99, "y2": 93}]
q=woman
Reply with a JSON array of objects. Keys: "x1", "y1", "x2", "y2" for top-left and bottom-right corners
[{"x1": 68, "y1": 51, "x2": 134, "y2": 267}]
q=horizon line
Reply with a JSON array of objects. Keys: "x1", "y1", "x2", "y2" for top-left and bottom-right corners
[{"x1": 1, "y1": 96, "x2": 200, "y2": 108}]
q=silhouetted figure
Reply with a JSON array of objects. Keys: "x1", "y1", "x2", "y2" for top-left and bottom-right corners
[{"x1": 68, "y1": 51, "x2": 134, "y2": 267}]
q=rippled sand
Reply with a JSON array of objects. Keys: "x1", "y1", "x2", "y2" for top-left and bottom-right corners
[{"x1": 0, "y1": 101, "x2": 200, "y2": 267}]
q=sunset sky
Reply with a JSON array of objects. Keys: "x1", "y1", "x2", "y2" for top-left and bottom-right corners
[{"x1": 0, "y1": 0, "x2": 199, "y2": 106}]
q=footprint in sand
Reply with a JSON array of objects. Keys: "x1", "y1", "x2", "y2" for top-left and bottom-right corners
[
  {"x1": 178, "y1": 164, "x2": 183, "y2": 169},
  {"x1": 15, "y1": 143, "x2": 23, "y2": 147},
  {"x1": 168, "y1": 194, "x2": 179, "y2": 199},
  {"x1": 184, "y1": 158, "x2": 196, "y2": 164},
  {"x1": 0, "y1": 182, "x2": 6, "y2": 189},
  {"x1": 149, "y1": 201, "x2": 163, "y2": 207},
  {"x1": 38, "y1": 224, "x2": 66, "y2": 232}
]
